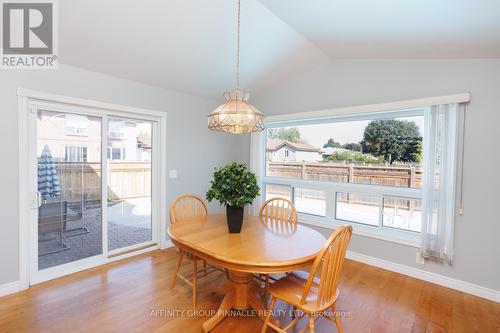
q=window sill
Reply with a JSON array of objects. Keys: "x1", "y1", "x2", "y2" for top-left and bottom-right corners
[{"x1": 297, "y1": 214, "x2": 420, "y2": 248}]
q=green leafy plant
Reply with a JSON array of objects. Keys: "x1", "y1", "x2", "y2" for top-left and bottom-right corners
[
  {"x1": 206, "y1": 162, "x2": 260, "y2": 208},
  {"x1": 327, "y1": 150, "x2": 385, "y2": 164},
  {"x1": 361, "y1": 119, "x2": 423, "y2": 164}
]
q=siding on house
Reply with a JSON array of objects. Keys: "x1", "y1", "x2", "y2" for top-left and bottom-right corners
[{"x1": 267, "y1": 139, "x2": 322, "y2": 162}]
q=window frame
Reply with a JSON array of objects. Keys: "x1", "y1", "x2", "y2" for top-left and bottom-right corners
[
  {"x1": 293, "y1": 187, "x2": 327, "y2": 217},
  {"x1": 63, "y1": 145, "x2": 88, "y2": 162},
  {"x1": 254, "y1": 108, "x2": 426, "y2": 247},
  {"x1": 107, "y1": 147, "x2": 126, "y2": 161},
  {"x1": 263, "y1": 176, "x2": 422, "y2": 246},
  {"x1": 108, "y1": 130, "x2": 125, "y2": 139},
  {"x1": 250, "y1": 94, "x2": 470, "y2": 247}
]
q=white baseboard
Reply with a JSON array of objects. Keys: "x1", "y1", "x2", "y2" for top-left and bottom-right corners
[
  {"x1": 0, "y1": 281, "x2": 20, "y2": 298},
  {"x1": 346, "y1": 250, "x2": 500, "y2": 303},
  {"x1": 4, "y1": 247, "x2": 497, "y2": 304}
]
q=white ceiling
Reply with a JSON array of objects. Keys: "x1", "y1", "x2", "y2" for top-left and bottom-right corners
[
  {"x1": 59, "y1": 0, "x2": 327, "y2": 99},
  {"x1": 260, "y1": 0, "x2": 500, "y2": 59},
  {"x1": 59, "y1": 0, "x2": 500, "y2": 99}
]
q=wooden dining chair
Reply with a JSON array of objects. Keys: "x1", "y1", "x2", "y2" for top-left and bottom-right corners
[
  {"x1": 169, "y1": 194, "x2": 219, "y2": 308},
  {"x1": 259, "y1": 197, "x2": 297, "y2": 226},
  {"x1": 260, "y1": 225, "x2": 353, "y2": 333},
  {"x1": 257, "y1": 197, "x2": 298, "y2": 293}
]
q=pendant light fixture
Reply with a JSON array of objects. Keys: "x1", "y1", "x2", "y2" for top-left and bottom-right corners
[{"x1": 208, "y1": 0, "x2": 265, "y2": 134}]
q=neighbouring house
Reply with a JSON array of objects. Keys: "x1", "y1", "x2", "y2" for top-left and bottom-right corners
[
  {"x1": 37, "y1": 111, "x2": 152, "y2": 163},
  {"x1": 266, "y1": 139, "x2": 322, "y2": 162}
]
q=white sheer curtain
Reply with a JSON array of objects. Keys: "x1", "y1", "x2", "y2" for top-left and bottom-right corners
[{"x1": 421, "y1": 103, "x2": 460, "y2": 264}]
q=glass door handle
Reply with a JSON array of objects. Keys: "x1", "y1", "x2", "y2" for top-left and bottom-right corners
[
  {"x1": 36, "y1": 191, "x2": 42, "y2": 208},
  {"x1": 30, "y1": 191, "x2": 41, "y2": 209}
]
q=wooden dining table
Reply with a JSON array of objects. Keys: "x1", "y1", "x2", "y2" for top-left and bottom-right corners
[{"x1": 167, "y1": 213, "x2": 326, "y2": 332}]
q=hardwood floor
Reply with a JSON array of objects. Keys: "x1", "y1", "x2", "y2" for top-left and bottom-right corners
[{"x1": 0, "y1": 249, "x2": 499, "y2": 333}]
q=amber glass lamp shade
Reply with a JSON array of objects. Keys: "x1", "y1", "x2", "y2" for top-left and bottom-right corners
[{"x1": 208, "y1": 90, "x2": 265, "y2": 134}]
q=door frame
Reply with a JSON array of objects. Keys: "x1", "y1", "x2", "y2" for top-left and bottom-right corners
[{"x1": 18, "y1": 88, "x2": 169, "y2": 288}]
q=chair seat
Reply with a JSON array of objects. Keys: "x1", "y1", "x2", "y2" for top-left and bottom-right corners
[{"x1": 269, "y1": 270, "x2": 339, "y2": 313}]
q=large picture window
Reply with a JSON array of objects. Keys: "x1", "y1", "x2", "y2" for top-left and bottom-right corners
[
  {"x1": 254, "y1": 95, "x2": 467, "y2": 256},
  {"x1": 259, "y1": 109, "x2": 426, "y2": 243}
]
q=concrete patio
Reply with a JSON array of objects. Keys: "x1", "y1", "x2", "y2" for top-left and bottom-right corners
[{"x1": 38, "y1": 198, "x2": 152, "y2": 270}]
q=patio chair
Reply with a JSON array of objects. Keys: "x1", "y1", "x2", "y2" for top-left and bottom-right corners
[
  {"x1": 38, "y1": 201, "x2": 70, "y2": 256},
  {"x1": 63, "y1": 192, "x2": 90, "y2": 238}
]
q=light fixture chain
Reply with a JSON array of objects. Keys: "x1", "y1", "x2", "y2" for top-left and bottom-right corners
[
  {"x1": 207, "y1": 0, "x2": 265, "y2": 134},
  {"x1": 236, "y1": 0, "x2": 241, "y2": 92}
]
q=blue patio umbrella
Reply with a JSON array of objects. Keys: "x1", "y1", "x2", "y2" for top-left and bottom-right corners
[{"x1": 38, "y1": 145, "x2": 61, "y2": 201}]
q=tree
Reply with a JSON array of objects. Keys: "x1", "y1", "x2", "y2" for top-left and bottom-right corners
[
  {"x1": 342, "y1": 142, "x2": 362, "y2": 152},
  {"x1": 361, "y1": 120, "x2": 422, "y2": 164},
  {"x1": 267, "y1": 127, "x2": 304, "y2": 143},
  {"x1": 323, "y1": 138, "x2": 341, "y2": 149}
]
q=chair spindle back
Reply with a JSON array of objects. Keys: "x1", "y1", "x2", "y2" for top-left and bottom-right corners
[
  {"x1": 301, "y1": 225, "x2": 352, "y2": 309},
  {"x1": 258, "y1": 197, "x2": 297, "y2": 225},
  {"x1": 169, "y1": 194, "x2": 208, "y2": 225}
]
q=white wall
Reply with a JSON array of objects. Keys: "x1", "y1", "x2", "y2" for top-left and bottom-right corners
[
  {"x1": 271, "y1": 147, "x2": 295, "y2": 162},
  {"x1": 252, "y1": 59, "x2": 500, "y2": 292},
  {"x1": 271, "y1": 147, "x2": 322, "y2": 162},
  {"x1": 295, "y1": 151, "x2": 322, "y2": 162},
  {"x1": 3, "y1": 59, "x2": 499, "y2": 296},
  {"x1": 0, "y1": 64, "x2": 248, "y2": 285}
]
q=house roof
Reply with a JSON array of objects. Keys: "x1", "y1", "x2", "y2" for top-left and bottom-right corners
[{"x1": 267, "y1": 139, "x2": 321, "y2": 153}]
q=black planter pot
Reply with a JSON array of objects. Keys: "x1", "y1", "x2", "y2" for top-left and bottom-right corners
[{"x1": 226, "y1": 206, "x2": 244, "y2": 233}]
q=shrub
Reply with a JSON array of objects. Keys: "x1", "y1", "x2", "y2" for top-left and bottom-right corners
[
  {"x1": 206, "y1": 162, "x2": 260, "y2": 208},
  {"x1": 328, "y1": 151, "x2": 384, "y2": 164}
]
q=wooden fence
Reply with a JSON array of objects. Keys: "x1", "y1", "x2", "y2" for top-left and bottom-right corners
[
  {"x1": 266, "y1": 161, "x2": 422, "y2": 188},
  {"x1": 55, "y1": 162, "x2": 151, "y2": 202},
  {"x1": 266, "y1": 161, "x2": 422, "y2": 209}
]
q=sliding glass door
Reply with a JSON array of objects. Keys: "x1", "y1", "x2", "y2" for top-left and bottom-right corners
[
  {"x1": 36, "y1": 110, "x2": 103, "y2": 270},
  {"x1": 107, "y1": 117, "x2": 153, "y2": 252},
  {"x1": 30, "y1": 103, "x2": 160, "y2": 283}
]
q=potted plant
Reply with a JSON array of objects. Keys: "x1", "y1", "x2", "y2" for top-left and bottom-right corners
[{"x1": 206, "y1": 162, "x2": 260, "y2": 233}]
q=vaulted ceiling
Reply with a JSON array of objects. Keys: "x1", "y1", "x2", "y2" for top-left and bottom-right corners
[
  {"x1": 261, "y1": 0, "x2": 500, "y2": 59},
  {"x1": 59, "y1": 0, "x2": 500, "y2": 99}
]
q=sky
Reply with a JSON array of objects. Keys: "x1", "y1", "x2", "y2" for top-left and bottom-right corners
[{"x1": 280, "y1": 116, "x2": 424, "y2": 148}]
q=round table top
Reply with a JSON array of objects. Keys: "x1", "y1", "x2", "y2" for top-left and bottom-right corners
[{"x1": 167, "y1": 214, "x2": 326, "y2": 273}]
